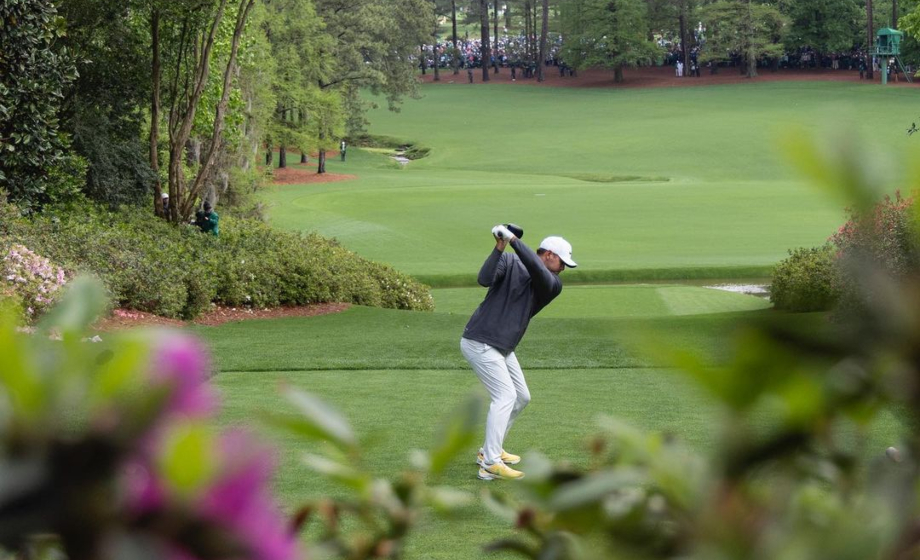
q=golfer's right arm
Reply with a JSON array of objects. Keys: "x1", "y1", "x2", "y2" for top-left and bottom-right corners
[{"x1": 477, "y1": 249, "x2": 508, "y2": 287}]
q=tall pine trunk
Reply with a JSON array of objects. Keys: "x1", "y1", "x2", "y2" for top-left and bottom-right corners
[
  {"x1": 679, "y1": 0, "x2": 689, "y2": 79},
  {"x1": 493, "y1": 0, "x2": 499, "y2": 73},
  {"x1": 532, "y1": 2, "x2": 538, "y2": 60},
  {"x1": 893, "y1": 0, "x2": 898, "y2": 28},
  {"x1": 525, "y1": 1, "x2": 532, "y2": 66},
  {"x1": 537, "y1": 0, "x2": 548, "y2": 81},
  {"x1": 746, "y1": 0, "x2": 757, "y2": 77},
  {"x1": 451, "y1": 0, "x2": 459, "y2": 74},
  {"x1": 318, "y1": 149, "x2": 326, "y2": 173},
  {"x1": 867, "y1": 0, "x2": 874, "y2": 79},
  {"x1": 150, "y1": 8, "x2": 164, "y2": 218},
  {"x1": 480, "y1": 0, "x2": 491, "y2": 81},
  {"x1": 433, "y1": 25, "x2": 441, "y2": 81},
  {"x1": 279, "y1": 145, "x2": 287, "y2": 168}
]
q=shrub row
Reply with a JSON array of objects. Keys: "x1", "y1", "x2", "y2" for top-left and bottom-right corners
[
  {"x1": 771, "y1": 192, "x2": 917, "y2": 312},
  {"x1": 1, "y1": 201, "x2": 433, "y2": 319},
  {"x1": 770, "y1": 245, "x2": 839, "y2": 312}
]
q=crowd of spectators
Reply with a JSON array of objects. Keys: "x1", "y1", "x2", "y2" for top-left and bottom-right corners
[
  {"x1": 417, "y1": 35, "x2": 575, "y2": 77},
  {"x1": 660, "y1": 41, "x2": 911, "y2": 79},
  {"x1": 418, "y1": 34, "x2": 912, "y2": 82}
]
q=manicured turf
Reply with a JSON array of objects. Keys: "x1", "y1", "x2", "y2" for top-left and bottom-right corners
[
  {"x1": 214, "y1": 367, "x2": 720, "y2": 559},
  {"x1": 195, "y1": 293, "x2": 769, "y2": 373},
  {"x1": 433, "y1": 284, "x2": 771, "y2": 318},
  {"x1": 201, "y1": 304, "x2": 902, "y2": 559},
  {"x1": 261, "y1": 81, "x2": 918, "y2": 283}
]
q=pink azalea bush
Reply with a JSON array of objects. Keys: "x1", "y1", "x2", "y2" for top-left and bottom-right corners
[
  {"x1": 830, "y1": 190, "x2": 918, "y2": 277},
  {"x1": 1, "y1": 243, "x2": 69, "y2": 319}
]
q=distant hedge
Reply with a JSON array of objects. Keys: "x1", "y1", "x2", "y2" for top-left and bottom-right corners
[
  {"x1": 0, "y1": 201, "x2": 433, "y2": 319},
  {"x1": 770, "y1": 245, "x2": 839, "y2": 312},
  {"x1": 771, "y1": 193, "x2": 917, "y2": 314}
]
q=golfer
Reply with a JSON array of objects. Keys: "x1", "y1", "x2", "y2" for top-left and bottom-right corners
[{"x1": 461, "y1": 224, "x2": 576, "y2": 480}]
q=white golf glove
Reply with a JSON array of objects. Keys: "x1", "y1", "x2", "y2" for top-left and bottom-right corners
[{"x1": 492, "y1": 224, "x2": 515, "y2": 240}]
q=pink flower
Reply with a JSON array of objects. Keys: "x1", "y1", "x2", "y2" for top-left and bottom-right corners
[
  {"x1": 149, "y1": 334, "x2": 219, "y2": 419},
  {"x1": 126, "y1": 429, "x2": 302, "y2": 560},
  {"x1": 195, "y1": 430, "x2": 301, "y2": 560},
  {"x1": 123, "y1": 458, "x2": 167, "y2": 513}
]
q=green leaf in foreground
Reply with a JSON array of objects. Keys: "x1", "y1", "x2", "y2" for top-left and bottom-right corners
[
  {"x1": 36, "y1": 275, "x2": 108, "y2": 336},
  {"x1": 427, "y1": 393, "x2": 482, "y2": 477},
  {"x1": 271, "y1": 387, "x2": 357, "y2": 451}
]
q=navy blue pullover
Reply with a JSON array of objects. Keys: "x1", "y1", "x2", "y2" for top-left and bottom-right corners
[{"x1": 462, "y1": 238, "x2": 562, "y2": 353}]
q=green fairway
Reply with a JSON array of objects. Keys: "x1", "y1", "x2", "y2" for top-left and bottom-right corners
[{"x1": 261, "y1": 81, "x2": 918, "y2": 283}]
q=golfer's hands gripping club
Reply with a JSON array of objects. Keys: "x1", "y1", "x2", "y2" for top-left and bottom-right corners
[{"x1": 492, "y1": 224, "x2": 515, "y2": 250}]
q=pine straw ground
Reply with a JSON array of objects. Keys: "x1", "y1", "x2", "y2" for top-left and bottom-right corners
[{"x1": 90, "y1": 303, "x2": 351, "y2": 331}]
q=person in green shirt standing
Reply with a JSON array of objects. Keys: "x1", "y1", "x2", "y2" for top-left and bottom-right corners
[{"x1": 194, "y1": 201, "x2": 219, "y2": 236}]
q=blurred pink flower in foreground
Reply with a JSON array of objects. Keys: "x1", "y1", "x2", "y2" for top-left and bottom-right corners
[
  {"x1": 125, "y1": 334, "x2": 301, "y2": 560},
  {"x1": 150, "y1": 333, "x2": 219, "y2": 419},
  {"x1": 196, "y1": 430, "x2": 301, "y2": 560}
]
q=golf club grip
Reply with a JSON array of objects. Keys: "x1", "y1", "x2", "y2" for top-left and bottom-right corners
[{"x1": 505, "y1": 223, "x2": 524, "y2": 239}]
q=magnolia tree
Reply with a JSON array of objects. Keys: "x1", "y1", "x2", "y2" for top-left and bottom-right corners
[{"x1": 0, "y1": 0, "x2": 81, "y2": 210}]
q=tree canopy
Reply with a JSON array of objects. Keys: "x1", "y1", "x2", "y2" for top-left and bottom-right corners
[{"x1": 560, "y1": 0, "x2": 661, "y2": 82}]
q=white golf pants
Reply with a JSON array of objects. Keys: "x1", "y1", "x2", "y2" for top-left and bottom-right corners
[{"x1": 460, "y1": 337, "x2": 531, "y2": 465}]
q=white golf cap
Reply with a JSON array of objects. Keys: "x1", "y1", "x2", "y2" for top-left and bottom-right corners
[{"x1": 539, "y1": 236, "x2": 577, "y2": 268}]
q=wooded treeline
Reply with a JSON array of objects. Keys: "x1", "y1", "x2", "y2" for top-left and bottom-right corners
[
  {"x1": 0, "y1": 0, "x2": 433, "y2": 221},
  {"x1": 440, "y1": 0, "x2": 919, "y2": 81},
  {"x1": 2, "y1": 0, "x2": 920, "y2": 220}
]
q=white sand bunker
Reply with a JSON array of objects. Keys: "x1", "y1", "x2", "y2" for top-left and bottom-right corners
[{"x1": 705, "y1": 284, "x2": 770, "y2": 297}]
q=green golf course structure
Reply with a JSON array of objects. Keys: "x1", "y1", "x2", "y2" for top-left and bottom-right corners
[{"x1": 212, "y1": 80, "x2": 911, "y2": 558}]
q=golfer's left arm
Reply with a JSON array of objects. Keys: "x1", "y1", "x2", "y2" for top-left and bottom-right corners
[{"x1": 510, "y1": 239, "x2": 561, "y2": 300}]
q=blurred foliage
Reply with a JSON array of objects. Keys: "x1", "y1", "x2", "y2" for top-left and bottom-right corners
[
  {"x1": 0, "y1": 276, "x2": 474, "y2": 560},
  {"x1": 0, "y1": 277, "x2": 301, "y2": 560},
  {"x1": 479, "y1": 133, "x2": 920, "y2": 559},
  {"x1": 269, "y1": 390, "x2": 482, "y2": 559}
]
